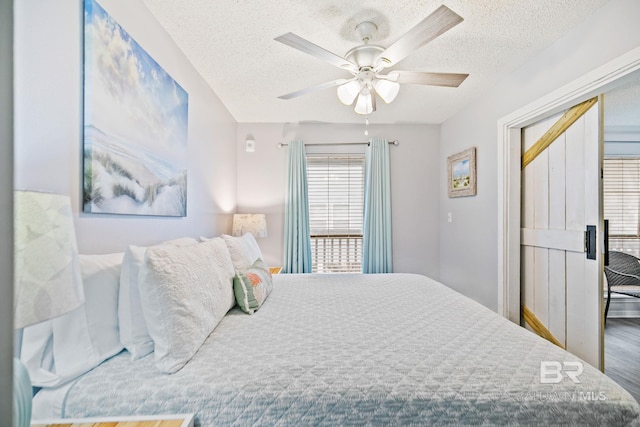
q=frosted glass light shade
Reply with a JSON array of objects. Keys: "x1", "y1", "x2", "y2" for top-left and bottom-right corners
[
  {"x1": 374, "y1": 79, "x2": 400, "y2": 103},
  {"x1": 14, "y1": 190, "x2": 84, "y2": 329},
  {"x1": 354, "y1": 92, "x2": 374, "y2": 115},
  {"x1": 337, "y1": 80, "x2": 361, "y2": 105},
  {"x1": 232, "y1": 213, "x2": 268, "y2": 238}
]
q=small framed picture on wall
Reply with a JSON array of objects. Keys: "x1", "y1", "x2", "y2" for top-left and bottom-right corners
[{"x1": 447, "y1": 147, "x2": 477, "y2": 198}]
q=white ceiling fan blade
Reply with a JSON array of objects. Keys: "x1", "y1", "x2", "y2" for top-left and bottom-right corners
[
  {"x1": 390, "y1": 71, "x2": 468, "y2": 87},
  {"x1": 376, "y1": 5, "x2": 463, "y2": 69},
  {"x1": 275, "y1": 33, "x2": 357, "y2": 73},
  {"x1": 278, "y1": 78, "x2": 352, "y2": 100}
]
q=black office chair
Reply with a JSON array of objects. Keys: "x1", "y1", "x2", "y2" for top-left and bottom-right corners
[{"x1": 604, "y1": 251, "x2": 640, "y2": 323}]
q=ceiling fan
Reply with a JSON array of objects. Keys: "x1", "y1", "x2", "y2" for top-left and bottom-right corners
[{"x1": 274, "y1": 5, "x2": 469, "y2": 115}]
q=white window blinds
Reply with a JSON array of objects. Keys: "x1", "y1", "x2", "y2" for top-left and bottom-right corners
[
  {"x1": 306, "y1": 155, "x2": 365, "y2": 273},
  {"x1": 603, "y1": 157, "x2": 640, "y2": 255}
]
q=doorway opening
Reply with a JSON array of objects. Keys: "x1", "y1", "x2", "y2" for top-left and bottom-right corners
[
  {"x1": 498, "y1": 47, "x2": 640, "y2": 371},
  {"x1": 602, "y1": 80, "x2": 640, "y2": 403}
]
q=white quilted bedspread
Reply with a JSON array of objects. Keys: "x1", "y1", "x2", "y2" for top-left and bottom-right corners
[{"x1": 35, "y1": 274, "x2": 640, "y2": 426}]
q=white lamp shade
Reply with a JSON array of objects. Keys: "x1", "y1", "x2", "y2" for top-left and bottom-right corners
[
  {"x1": 337, "y1": 80, "x2": 361, "y2": 105},
  {"x1": 354, "y1": 92, "x2": 374, "y2": 115},
  {"x1": 374, "y1": 79, "x2": 400, "y2": 104},
  {"x1": 14, "y1": 191, "x2": 84, "y2": 329},
  {"x1": 232, "y1": 213, "x2": 268, "y2": 238}
]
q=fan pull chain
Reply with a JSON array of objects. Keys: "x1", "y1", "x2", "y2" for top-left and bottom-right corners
[{"x1": 364, "y1": 117, "x2": 369, "y2": 136}]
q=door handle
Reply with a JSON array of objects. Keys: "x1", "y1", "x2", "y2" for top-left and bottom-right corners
[{"x1": 585, "y1": 225, "x2": 597, "y2": 260}]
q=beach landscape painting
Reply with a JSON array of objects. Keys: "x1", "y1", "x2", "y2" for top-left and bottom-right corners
[
  {"x1": 447, "y1": 147, "x2": 477, "y2": 198},
  {"x1": 83, "y1": 0, "x2": 188, "y2": 216}
]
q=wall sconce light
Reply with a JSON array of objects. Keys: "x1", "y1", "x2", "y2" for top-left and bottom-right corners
[{"x1": 245, "y1": 137, "x2": 256, "y2": 153}]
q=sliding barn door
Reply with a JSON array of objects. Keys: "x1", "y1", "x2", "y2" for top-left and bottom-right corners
[{"x1": 520, "y1": 97, "x2": 603, "y2": 370}]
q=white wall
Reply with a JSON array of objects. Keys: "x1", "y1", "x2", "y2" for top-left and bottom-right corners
[
  {"x1": 0, "y1": 0, "x2": 14, "y2": 420},
  {"x1": 439, "y1": 0, "x2": 640, "y2": 310},
  {"x1": 14, "y1": 0, "x2": 238, "y2": 254},
  {"x1": 236, "y1": 123, "x2": 441, "y2": 277}
]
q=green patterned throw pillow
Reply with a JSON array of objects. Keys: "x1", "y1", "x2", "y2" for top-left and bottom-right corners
[{"x1": 233, "y1": 258, "x2": 273, "y2": 314}]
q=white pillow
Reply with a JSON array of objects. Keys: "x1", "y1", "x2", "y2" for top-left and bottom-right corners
[
  {"x1": 138, "y1": 238, "x2": 235, "y2": 373},
  {"x1": 20, "y1": 321, "x2": 55, "y2": 386},
  {"x1": 21, "y1": 252, "x2": 124, "y2": 387},
  {"x1": 222, "y1": 233, "x2": 266, "y2": 271},
  {"x1": 118, "y1": 246, "x2": 153, "y2": 359},
  {"x1": 118, "y1": 237, "x2": 198, "y2": 360}
]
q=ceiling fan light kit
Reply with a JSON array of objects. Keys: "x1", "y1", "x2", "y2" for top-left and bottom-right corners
[
  {"x1": 354, "y1": 87, "x2": 375, "y2": 115},
  {"x1": 275, "y1": 5, "x2": 469, "y2": 116},
  {"x1": 337, "y1": 80, "x2": 361, "y2": 105},
  {"x1": 374, "y1": 79, "x2": 400, "y2": 104}
]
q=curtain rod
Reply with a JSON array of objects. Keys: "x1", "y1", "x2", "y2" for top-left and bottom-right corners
[{"x1": 277, "y1": 140, "x2": 398, "y2": 148}]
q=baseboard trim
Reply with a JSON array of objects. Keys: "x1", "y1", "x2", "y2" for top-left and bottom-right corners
[{"x1": 607, "y1": 295, "x2": 640, "y2": 318}]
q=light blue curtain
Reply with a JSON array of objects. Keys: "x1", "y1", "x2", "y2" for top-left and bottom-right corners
[
  {"x1": 283, "y1": 140, "x2": 312, "y2": 273},
  {"x1": 362, "y1": 138, "x2": 392, "y2": 273}
]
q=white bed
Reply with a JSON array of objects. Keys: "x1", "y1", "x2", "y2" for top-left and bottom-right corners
[{"x1": 32, "y1": 273, "x2": 640, "y2": 426}]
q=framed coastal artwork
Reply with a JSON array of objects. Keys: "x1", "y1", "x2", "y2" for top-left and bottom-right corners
[
  {"x1": 83, "y1": 0, "x2": 189, "y2": 216},
  {"x1": 447, "y1": 147, "x2": 477, "y2": 198}
]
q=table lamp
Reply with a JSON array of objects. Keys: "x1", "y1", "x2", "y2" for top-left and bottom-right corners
[
  {"x1": 232, "y1": 213, "x2": 267, "y2": 238},
  {"x1": 13, "y1": 190, "x2": 84, "y2": 427}
]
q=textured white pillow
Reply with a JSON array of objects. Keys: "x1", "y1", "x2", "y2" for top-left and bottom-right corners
[
  {"x1": 138, "y1": 238, "x2": 235, "y2": 373},
  {"x1": 118, "y1": 237, "x2": 198, "y2": 360},
  {"x1": 222, "y1": 233, "x2": 266, "y2": 271},
  {"x1": 21, "y1": 252, "x2": 124, "y2": 387}
]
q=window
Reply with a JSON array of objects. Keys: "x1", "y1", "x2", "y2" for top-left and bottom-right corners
[
  {"x1": 307, "y1": 155, "x2": 364, "y2": 273},
  {"x1": 603, "y1": 157, "x2": 640, "y2": 255}
]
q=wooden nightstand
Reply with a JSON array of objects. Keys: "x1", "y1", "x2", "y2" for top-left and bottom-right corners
[
  {"x1": 32, "y1": 413, "x2": 194, "y2": 427},
  {"x1": 269, "y1": 267, "x2": 282, "y2": 274}
]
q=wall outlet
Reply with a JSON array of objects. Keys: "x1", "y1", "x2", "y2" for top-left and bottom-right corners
[{"x1": 447, "y1": 212, "x2": 453, "y2": 223}]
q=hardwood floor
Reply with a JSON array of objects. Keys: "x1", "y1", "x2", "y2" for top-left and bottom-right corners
[{"x1": 605, "y1": 318, "x2": 640, "y2": 404}]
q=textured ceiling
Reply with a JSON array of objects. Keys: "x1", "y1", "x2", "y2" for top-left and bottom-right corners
[{"x1": 141, "y1": 0, "x2": 611, "y2": 124}]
